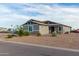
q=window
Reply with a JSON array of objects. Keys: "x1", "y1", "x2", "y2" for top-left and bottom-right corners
[
  {"x1": 33, "y1": 25, "x2": 39, "y2": 31},
  {"x1": 23, "y1": 25, "x2": 29, "y2": 31}
]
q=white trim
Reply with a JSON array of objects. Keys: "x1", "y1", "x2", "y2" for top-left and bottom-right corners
[{"x1": 26, "y1": 24, "x2": 39, "y2": 32}]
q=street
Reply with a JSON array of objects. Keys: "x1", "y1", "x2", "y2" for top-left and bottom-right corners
[{"x1": 0, "y1": 41, "x2": 79, "y2": 56}]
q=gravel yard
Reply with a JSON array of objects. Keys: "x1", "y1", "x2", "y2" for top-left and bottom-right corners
[{"x1": 0, "y1": 33, "x2": 79, "y2": 49}]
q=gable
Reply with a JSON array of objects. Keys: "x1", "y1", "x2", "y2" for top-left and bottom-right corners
[
  {"x1": 23, "y1": 20, "x2": 39, "y2": 25},
  {"x1": 23, "y1": 19, "x2": 71, "y2": 28}
]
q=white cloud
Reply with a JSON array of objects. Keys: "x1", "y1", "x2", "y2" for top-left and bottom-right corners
[
  {"x1": 0, "y1": 4, "x2": 79, "y2": 29},
  {"x1": 20, "y1": 4, "x2": 79, "y2": 29}
]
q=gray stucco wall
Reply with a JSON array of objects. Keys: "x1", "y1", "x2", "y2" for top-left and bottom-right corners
[
  {"x1": 63, "y1": 26, "x2": 71, "y2": 33},
  {"x1": 39, "y1": 25, "x2": 49, "y2": 35}
]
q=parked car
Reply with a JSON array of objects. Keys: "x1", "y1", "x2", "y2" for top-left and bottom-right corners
[{"x1": 71, "y1": 29, "x2": 79, "y2": 33}]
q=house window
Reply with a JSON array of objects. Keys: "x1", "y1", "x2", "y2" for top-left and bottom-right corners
[
  {"x1": 33, "y1": 25, "x2": 39, "y2": 31},
  {"x1": 23, "y1": 25, "x2": 29, "y2": 31}
]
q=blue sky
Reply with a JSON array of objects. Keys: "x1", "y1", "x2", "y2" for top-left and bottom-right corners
[{"x1": 0, "y1": 3, "x2": 79, "y2": 29}]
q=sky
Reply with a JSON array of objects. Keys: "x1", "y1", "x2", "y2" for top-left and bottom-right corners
[{"x1": 0, "y1": 3, "x2": 79, "y2": 29}]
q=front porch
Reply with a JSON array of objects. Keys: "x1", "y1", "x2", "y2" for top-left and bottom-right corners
[{"x1": 49, "y1": 25, "x2": 63, "y2": 34}]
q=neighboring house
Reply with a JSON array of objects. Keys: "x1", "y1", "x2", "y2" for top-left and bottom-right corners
[
  {"x1": 22, "y1": 19, "x2": 72, "y2": 35},
  {"x1": 71, "y1": 29, "x2": 79, "y2": 33},
  {"x1": 0, "y1": 27, "x2": 8, "y2": 33}
]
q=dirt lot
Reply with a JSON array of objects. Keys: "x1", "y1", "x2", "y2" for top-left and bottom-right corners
[{"x1": 0, "y1": 33, "x2": 79, "y2": 49}]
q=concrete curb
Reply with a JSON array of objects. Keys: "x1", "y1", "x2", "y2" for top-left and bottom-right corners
[{"x1": 0, "y1": 39, "x2": 79, "y2": 53}]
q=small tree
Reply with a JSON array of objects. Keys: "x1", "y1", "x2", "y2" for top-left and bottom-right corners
[
  {"x1": 6, "y1": 34, "x2": 13, "y2": 38},
  {"x1": 15, "y1": 26, "x2": 30, "y2": 36}
]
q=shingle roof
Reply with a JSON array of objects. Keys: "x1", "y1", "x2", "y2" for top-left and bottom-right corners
[{"x1": 24, "y1": 19, "x2": 72, "y2": 28}]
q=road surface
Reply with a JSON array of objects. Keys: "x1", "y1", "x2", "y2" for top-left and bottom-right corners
[{"x1": 0, "y1": 41, "x2": 79, "y2": 56}]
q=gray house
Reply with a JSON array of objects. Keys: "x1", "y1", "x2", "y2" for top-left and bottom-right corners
[{"x1": 22, "y1": 19, "x2": 72, "y2": 35}]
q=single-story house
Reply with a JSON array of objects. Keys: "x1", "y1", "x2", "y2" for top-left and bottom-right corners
[
  {"x1": 0, "y1": 27, "x2": 8, "y2": 33},
  {"x1": 22, "y1": 19, "x2": 72, "y2": 35}
]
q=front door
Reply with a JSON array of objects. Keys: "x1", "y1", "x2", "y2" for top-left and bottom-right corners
[
  {"x1": 49, "y1": 26, "x2": 55, "y2": 33},
  {"x1": 28, "y1": 25, "x2": 33, "y2": 32}
]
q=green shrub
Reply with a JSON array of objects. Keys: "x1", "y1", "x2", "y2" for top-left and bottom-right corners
[
  {"x1": 23, "y1": 31, "x2": 30, "y2": 36},
  {"x1": 16, "y1": 29, "x2": 24, "y2": 36},
  {"x1": 52, "y1": 31, "x2": 57, "y2": 37},
  {"x1": 65, "y1": 32, "x2": 69, "y2": 34},
  {"x1": 36, "y1": 32, "x2": 41, "y2": 36},
  {"x1": 6, "y1": 34, "x2": 13, "y2": 38},
  {"x1": 15, "y1": 26, "x2": 30, "y2": 36}
]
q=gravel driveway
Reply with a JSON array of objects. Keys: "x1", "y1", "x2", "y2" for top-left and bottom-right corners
[{"x1": 0, "y1": 33, "x2": 79, "y2": 49}]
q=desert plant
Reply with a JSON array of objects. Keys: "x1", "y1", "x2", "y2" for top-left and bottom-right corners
[
  {"x1": 15, "y1": 26, "x2": 30, "y2": 36},
  {"x1": 16, "y1": 29, "x2": 24, "y2": 36},
  {"x1": 23, "y1": 31, "x2": 30, "y2": 36},
  {"x1": 6, "y1": 34, "x2": 14, "y2": 38},
  {"x1": 51, "y1": 31, "x2": 57, "y2": 37},
  {"x1": 65, "y1": 32, "x2": 69, "y2": 34}
]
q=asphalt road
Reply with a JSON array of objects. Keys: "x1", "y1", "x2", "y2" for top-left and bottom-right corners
[{"x1": 0, "y1": 41, "x2": 79, "y2": 56}]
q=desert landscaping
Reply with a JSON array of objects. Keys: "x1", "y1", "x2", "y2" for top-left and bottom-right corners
[{"x1": 0, "y1": 32, "x2": 79, "y2": 49}]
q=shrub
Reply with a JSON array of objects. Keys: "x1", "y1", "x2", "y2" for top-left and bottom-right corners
[
  {"x1": 16, "y1": 29, "x2": 24, "y2": 36},
  {"x1": 36, "y1": 32, "x2": 41, "y2": 36},
  {"x1": 65, "y1": 32, "x2": 69, "y2": 34},
  {"x1": 6, "y1": 34, "x2": 14, "y2": 38},
  {"x1": 52, "y1": 31, "x2": 57, "y2": 37},
  {"x1": 15, "y1": 26, "x2": 30, "y2": 36},
  {"x1": 23, "y1": 31, "x2": 30, "y2": 36}
]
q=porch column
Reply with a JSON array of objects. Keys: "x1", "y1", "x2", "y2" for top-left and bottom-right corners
[
  {"x1": 49, "y1": 28, "x2": 51, "y2": 34},
  {"x1": 54, "y1": 25, "x2": 59, "y2": 33}
]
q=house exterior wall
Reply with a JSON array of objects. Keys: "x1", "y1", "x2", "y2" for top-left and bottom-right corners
[
  {"x1": 63, "y1": 26, "x2": 71, "y2": 33},
  {"x1": 0, "y1": 27, "x2": 8, "y2": 32},
  {"x1": 39, "y1": 25, "x2": 49, "y2": 35}
]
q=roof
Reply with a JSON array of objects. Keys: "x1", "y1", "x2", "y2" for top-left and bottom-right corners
[{"x1": 24, "y1": 19, "x2": 72, "y2": 28}]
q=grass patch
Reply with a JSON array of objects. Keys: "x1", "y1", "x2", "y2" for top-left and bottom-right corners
[
  {"x1": 6, "y1": 34, "x2": 17, "y2": 38},
  {"x1": 6, "y1": 34, "x2": 14, "y2": 38}
]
